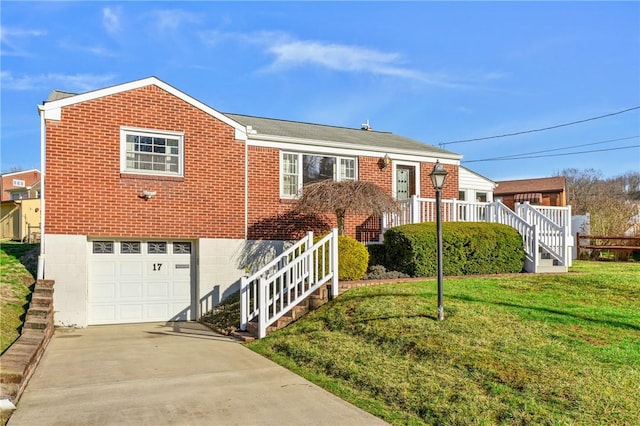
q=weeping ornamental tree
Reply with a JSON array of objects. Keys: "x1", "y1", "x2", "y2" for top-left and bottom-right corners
[{"x1": 294, "y1": 180, "x2": 398, "y2": 236}]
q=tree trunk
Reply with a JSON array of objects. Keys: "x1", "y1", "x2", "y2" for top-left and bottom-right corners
[{"x1": 336, "y1": 208, "x2": 345, "y2": 236}]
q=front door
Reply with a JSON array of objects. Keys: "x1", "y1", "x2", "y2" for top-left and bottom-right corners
[{"x1": 396, "y1": 165, "x2": 416, "y2": 200}]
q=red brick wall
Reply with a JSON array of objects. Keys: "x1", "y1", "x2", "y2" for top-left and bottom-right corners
[
  {"x1": 246, "y1": 148, "x2": 460, "y2": 241},
  {"x1": 45, "y1": 85, "x2": 245, "y2": 239},
  {"x1": 421, "y1": 162, "x2": 459, "y2": 200}
]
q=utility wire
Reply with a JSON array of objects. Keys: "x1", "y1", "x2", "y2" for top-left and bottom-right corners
[
  {"x1": 463, "y1": 135, "x2": 639, "y2": 163},
  {"x1": 440, "y1": 106, "x2": 640, "y2": 146},
  {"x1": 462, "y1": 144, "x2": 640, "y2": 163}
]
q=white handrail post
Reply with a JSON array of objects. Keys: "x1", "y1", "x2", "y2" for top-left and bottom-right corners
[
  {"x1": 330, "y1": 228, "x2": 339, "y2": 298},
  {"x1": 566, "y1": 204, "x2": 573, "y2": 267},
  {"x1": 493, "y1": 201, "x2": 499, "y2": 223},
  {"x1": 452, "y1": 198, "x2": 458, "y2": 222},
  {"x1": 307, "y1": 231, "x2": 314, "y2": 285},
  {"x1": 240, "y1": 276, "x2": 248, "y2": 331},
  {"x1": 411, "y1": 194, "x2": 420, "y2": 223},
  {"x1": 533, "y1": 224, "x2": 539, "y2": 273},
  {"x1": 258, "y1": 277, "x2": 267, "y2": 338}
]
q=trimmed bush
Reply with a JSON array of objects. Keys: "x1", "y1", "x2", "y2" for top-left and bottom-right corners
[
  {"x1": 382, "y1": 222, "x2": 525, "y2": 277},
  {"x1": 367, "y1": 243, "x2": 386, "y2": 268},
  {"x1": 336, "y1": 235, "x2": 369, "y2": 280},
  {"x1": 315, "y1": 234, "x2": 370, "y2": 281}
]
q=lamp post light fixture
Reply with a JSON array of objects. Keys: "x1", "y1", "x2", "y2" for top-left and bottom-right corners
[{"x1": 429, "y1": 160, "x2": 448, "y2": 321}]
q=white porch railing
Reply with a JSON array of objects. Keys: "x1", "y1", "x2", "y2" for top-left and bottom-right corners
[
  {"x1": 383, "y1": 195, "x2": 572, "y2": 273},
  {"x1": 516, "y1": 202, "x2": 572, "y2": 267},
  {"x1": 240, "y1": 228, "x2": 339, "y2": 338},
  {"x1": 384, "y1": 197, "x2": 493, "y2": 226}
]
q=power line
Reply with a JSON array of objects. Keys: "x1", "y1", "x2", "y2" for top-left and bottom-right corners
[
  {"x1": 462, "y1": 144, "x2": 640, "y2": 163},
  {"x1": 440, "y1": 106, "x2": 640, "y2": 147},
  {"x1": 463, "y1": 135, "x2": 639, "y2": 163}
]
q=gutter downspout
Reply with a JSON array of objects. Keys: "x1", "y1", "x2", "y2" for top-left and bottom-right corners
[
  {"x1": 244, "y1": 133, "x2": 248, "y2": 240},
  {"x1": 37, "y1": 105, "x2": 45, "y2": 279}
]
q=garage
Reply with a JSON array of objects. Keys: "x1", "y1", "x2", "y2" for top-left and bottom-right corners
[{"x1": 88, "y1": 240, "x2": 194, "y2": 325}]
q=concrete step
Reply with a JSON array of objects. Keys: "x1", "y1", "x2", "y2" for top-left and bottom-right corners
[{"x1": 537, "y1": 264, "x2": 568, "y2": 273}]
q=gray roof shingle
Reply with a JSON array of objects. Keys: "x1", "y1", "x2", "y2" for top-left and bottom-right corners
[{"x1": 225, "y1": 113, "x2": 460, "y2": 158}]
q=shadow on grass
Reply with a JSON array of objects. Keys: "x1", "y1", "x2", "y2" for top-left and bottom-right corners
[{"x1": 451, "y1": 294, "x2": 640, "y2": 331}]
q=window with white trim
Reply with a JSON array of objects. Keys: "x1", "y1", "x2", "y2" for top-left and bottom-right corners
[
  {"x1": 13, "y1": 179, "x2": 25, "y2": 187},
  {"x1": 121, "y1": 127, "x2": 184, "y2": 176},
  {"x1": 281, "y1": 152, "x2": 357, "y2": 198}
]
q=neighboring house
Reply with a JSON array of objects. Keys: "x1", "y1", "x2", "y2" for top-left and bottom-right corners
[
  {"x1": 494, "y1": 176, "x2": 567, "y2": 210},
  {"x1": 1, "y1": 169, "x2": 41, "y2": 201},
  {"x1": 0, "y1": 170, "x2": 41, "y2": 241},
  {"x1": 458, "y1": 166, "x2": 496, "y2": 203},
  {"x1": 37, "y1": 77, "x2": 463, "y2": 327}
]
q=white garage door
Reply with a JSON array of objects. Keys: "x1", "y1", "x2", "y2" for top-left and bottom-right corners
[{"x1": 88, "y1": 240, "x2": 194, "y2": 325}]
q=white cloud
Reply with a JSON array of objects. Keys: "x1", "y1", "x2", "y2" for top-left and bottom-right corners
[
  {"x1": 0, "y1": 27, "x2": 46, "y2": 56},
  {"x1": 200, "y1": 30, "x2": 487, "y2": 88},
  {"x1": 102, "y1": 7, "x2": 122, "y2": 35},
  {"x1": 1, "y1": 72, "x2": 117, "y2": 92},
  {"x1": 146, "y1": 9, "x2": 202, "y2": 32},
  {"x1": 59, "y1": 40, "x2": 117, "y2": 58}
]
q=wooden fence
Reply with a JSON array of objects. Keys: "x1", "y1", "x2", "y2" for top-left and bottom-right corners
[{"x1": 576, "y1": 233, "x2": 640, "y2": 258}]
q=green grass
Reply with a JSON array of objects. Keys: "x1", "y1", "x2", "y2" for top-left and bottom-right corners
[
  {"x1": 248, "y1": 261, "x2": 640, "y2": 425},
  {"x1": 0, "y1": 242, "x2": 38, "y2": 353}
]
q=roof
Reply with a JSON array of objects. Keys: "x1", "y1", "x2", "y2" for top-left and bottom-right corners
[
  {"x1": 495, "y1": 176, "x2": 566, "y2": 195},
  {"x1": 47, "y1": 91, "x2": 76, "y2": 102},
  {"x1": 458, "y1": 165, "x2": 495, "y2": 184},
  {"x1": 225, "y1": 113, "x2": 460, "y2": 158},
  {"x1": 1, "y1": 169, "x2": 40, "y2": 178},
  {"x1": 40, "y1": 77, "x2": 460, "y2": 160}
]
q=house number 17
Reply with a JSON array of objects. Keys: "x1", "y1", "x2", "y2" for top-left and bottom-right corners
[{"x1": 153, "y1": 263, "x2": 163, "y2": 271}]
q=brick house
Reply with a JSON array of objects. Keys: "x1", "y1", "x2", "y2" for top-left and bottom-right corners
[
  {"x1": 37, "y1": 77, "x2": 462, "y2": 327},
  {"x1": 1, "y1": 169, "x2": 41, "y2": 202},
  {"x1": 1, "y1": 169, "x2": 41, "y2": 241},
  {"x1": 494, "y1": 176, "x2": 567, "y2": 210}
]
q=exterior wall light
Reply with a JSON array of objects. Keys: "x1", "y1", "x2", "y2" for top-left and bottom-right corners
[{"x1": 380, "y1": 154, "x2": 391, "y2": 169}]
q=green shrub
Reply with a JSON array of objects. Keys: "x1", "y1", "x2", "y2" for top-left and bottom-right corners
[
  {"x1": 336, "y1": 235, "x2": 369, "y2": 280},
  {"x1": 315, "y1": 234, "x2": 369, "y2": 281},
  {"x1": 383, "y1": 222, "x2": 525, "y2": 277},
  {"x1": 367, "y1": 243, "x2": 386, "y2": 268}
]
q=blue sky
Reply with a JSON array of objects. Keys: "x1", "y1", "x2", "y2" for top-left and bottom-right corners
[{"x1": 2, "y1": 1, "x2": 639, "y2": 181}]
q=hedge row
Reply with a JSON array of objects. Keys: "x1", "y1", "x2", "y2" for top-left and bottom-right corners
[{"x1": 375, "y1": 222, "x2": 525, "y2": 277}]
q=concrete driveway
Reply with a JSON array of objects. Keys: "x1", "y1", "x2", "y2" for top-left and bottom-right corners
[{"x1": 8, "y1": 322, "x2": 388, "y2": 426}]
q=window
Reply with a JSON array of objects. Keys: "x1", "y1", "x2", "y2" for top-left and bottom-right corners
[
  {"x1": 476, "y1": 192, "x2": 488, "y2": 202},
  {"x1": 11, "y1": 192, "x2": 26, "y2": 200},
  {"x1": 458, "y1": 191, "x2": 466, "y2": 201},
  {"x1": 92, "y1": 241, "x2": 114, "y2": 254},
  {"x1": 13, "y1": 179, "x2": 25, "y2": 187},
  {"x1": 173, "y1": 242, "x2": 191, "y2": 254},
  {"x1": 121, "y1": 242, "x2": 141, "y2": 254},
  {"x1": 121, "y1": 127, "x2": 184, "y2": 176},
  {"x1": 148, "y1": 242, "x2": 167, "y2": 254},
  {"x1": 281, "y1": 152, "x2": 356, "y2": 197}
]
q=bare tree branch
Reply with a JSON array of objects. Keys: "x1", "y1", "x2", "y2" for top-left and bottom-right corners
[{"x1": 294, "y1": 180, "x2": 398, "y2": 235}]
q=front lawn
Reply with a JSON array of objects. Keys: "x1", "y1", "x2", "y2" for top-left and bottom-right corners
[
  {"x1": 248, "y1": 261, "x2": 640, "y2": 425},
  {"x1": 0, "y1": 242, "x2": 39, "y2": 353}
]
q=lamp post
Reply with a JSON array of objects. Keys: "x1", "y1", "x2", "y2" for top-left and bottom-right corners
[{"x1": 429, "y1": 160, "x2": 448, "y2": 321}]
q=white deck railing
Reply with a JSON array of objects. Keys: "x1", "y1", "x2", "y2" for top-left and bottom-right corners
[
  {"x1": 240, "y1": 229, "x2": 339, "y2": 338},
  {"x1": 383, "y1": 196, "x2": 572, "y2": 272},
  {"x1": 516, "y1": 202, "x2": 571, "y2": 267},
  {"x1": 384, "y1": 197, "x2": 493, "y2": 227}
]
